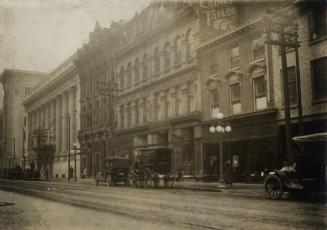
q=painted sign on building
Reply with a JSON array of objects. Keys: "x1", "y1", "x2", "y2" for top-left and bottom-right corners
[{"x1": 199, "y1": 2, "x2": 238, "y2": 37}]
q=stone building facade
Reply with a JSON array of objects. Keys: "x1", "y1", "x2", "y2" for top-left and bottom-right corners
[
  {"x1": 75, "y1": 22, "x2": 125, "y2": 178},
  {"x1": 23, "y1": 54, "x2": 80, "y2": 178},
  {"x1": 0, "y1": 69, "x2": 47, "y2": 170},
  {"x1": 115, "y1": 2, "x2": 204, "y2": 176}
]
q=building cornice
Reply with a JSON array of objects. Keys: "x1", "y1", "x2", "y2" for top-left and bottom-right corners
[
  {"x1": 114, "y1": 9, "x2": 198, "y2": 59},
  {"x1": 23, "y1": 65, "x2": 78, "y2": 107},
  {"x1": 196, "y1": 17, "x2": 264, "y2": 53}
]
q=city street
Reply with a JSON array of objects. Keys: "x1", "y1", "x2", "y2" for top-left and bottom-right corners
[{"x1": 0, "y1": 179, "x2": 326, "y2": 230}]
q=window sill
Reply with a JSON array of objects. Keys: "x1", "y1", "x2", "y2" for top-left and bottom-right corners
[
  {"x1": 280, "y1": 105, "x2": 298, "y2": 111},
  {"x1": 312, "y1": 98, "x2": 327, "y2": 105},
  {"x1": 229, "y1": 66, "x2": 240, "y2": 71},
  {"x1": 308, "y1": 35, "x2": 327, "y2": 46},
  {"x1": 250, "y1": 58, "x2": 265, "y2": 65}
]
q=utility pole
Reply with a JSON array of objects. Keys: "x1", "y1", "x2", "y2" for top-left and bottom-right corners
[
  {"x1": 264, "y1": 11, "x2": 302, "y2": 164},
  {"x1": 13, "y1": 138, "x2": 15, "y2": 167},
  {"x1": 38, "y1": 127, "x2": 41, "y2": 170}
]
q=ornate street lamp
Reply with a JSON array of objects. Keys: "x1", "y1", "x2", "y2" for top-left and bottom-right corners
[{"x1": 209, "y1": 111, "x2": 232, "y2": 183}]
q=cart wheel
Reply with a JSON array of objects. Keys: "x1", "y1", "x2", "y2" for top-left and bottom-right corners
[{"x1": 264, "y1": 175, "x2": 284, "y2": 200}]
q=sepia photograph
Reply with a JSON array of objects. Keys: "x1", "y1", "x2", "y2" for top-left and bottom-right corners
[{"x1": 0, "y1": 0, "x2": 326, "y2": 229}]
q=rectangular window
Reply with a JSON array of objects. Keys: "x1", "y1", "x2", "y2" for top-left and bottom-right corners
[
  {"x1": 308, "y1": 4, "x2": 326, "y2": 41},
  {"x1": 176, "y1": 98, "x2": 181, "y2": 116},
  {"x1": 120, "y1": 106, "x2": 124, "y2": 128},
  {"x1": 135, "y1": 104, "x2": 139, "y2": 125},
  {"x1": 188, "y1": 95, "x2": 195, "y2": 113},
  {"x1": 210, "y1": 63, "x2": 218, "y2": 75},
  {"x1": 230, "y1": 83, "x2": 241, "y2": 114},
  {"x1": 253, "y1": 77, "x2": 267, "y2": 110},
  {"x1": 230, "y1": 46, "x2": 240, "y2": 69},
  {"x1": 154, "y1": 100, "x2": 159, "y2": 121},
  {"x1": 209, "y1": 89, "x2": 219, "y2": 118},
  {"x1": 311, "y1": 57, "x2": 327, "y2": 100},
  {"x1": 164, "y1": 101, "x2": 169, "y2": 119},
  {"x1": 252, "y1": 37, "x2": 265, "y2": 61}
]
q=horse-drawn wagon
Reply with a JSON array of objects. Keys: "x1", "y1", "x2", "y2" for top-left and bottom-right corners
[{"x1": 134, "y1": 147, "x2": 175, "y2": 188}]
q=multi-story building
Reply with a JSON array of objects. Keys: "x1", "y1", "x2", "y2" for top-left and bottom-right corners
[
  {"x1": 0, "y1": 69, "x2": 47, "y2": 170},
  {"x1": 115, "y1": 2, "x2": 204, "y2": 177},
  {"x1": 23, "y1": 54, "x2": 80, "y2": 178},
  {"x1": 197, "y1": 0, "x2": 327, "y2": 181},
  {"x1": 75, "y1": 21, "x2": 125, "y2": 178}
]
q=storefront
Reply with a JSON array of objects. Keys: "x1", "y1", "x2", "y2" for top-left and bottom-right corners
[{"x1": 202, "y1": 109, "x2": 279, "y2": 182}]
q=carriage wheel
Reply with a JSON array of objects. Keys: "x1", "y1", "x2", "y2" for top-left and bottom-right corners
[{"x1": 264, "y1": 175, "x2": 284, "y2": 200}]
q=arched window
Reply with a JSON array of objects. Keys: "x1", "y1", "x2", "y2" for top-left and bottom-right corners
[
  {"x1": 142, "y1": 53, "x2": 148, "y2": 79},
  {"x1": 174, "y1": 35, "x2": 182, "y2": 64},
  {"x1": 127, "y1": 62, "x2": 132, "y2": 85},
  {"x1": 154, "y1": 47, "x2": 160, "y2": 73},
  {"x1": 164, "y1": 42, "x2": 170, "y2": 69},
  {"x1": 185, "y1": 29, "x2": 193, "y2": 59},
  {"x1": 119, "y1": 66, "x2": 125, "y2": 89},
  {"x1": 134, "y1": 58, "x2": 140, "y2": 82}
]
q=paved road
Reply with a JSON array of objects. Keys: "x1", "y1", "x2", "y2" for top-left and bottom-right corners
[{"x1": 0, "y1": 180, "x2": 326, "y2": 230}]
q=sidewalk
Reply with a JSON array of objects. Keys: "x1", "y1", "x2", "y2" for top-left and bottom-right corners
[{"x1": 48, "y1": 177, "x2": 264, "y2": 197}]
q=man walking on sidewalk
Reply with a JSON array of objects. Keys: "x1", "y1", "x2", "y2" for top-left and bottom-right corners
[{"x1": 69, "y1": 166, "x2": 74, "y2": 180}]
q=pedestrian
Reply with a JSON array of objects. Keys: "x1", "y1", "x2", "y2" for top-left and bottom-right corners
[
  {"x1": 69, "y1": 166, "x2": 74, "y2": 180},
  {"x1": 45, "y1": 168, "x2": 49, "y2": 179},
  {"x1": 30, "y1": 161, "x2": 35, "y2": 171},
  {"x1": 83, "y1": 167, "x2": 88, "y2": 179},
  {"x1": 177, "y1": 166, "x2": 183, "y2": 182},
  {"x1": 224, "y1": 160, "x2": 233, "y2": 186}
]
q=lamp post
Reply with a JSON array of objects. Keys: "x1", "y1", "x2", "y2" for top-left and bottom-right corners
[
  {"x1": 67, "y1": 113, "x2": 70, "y2": 182},
  {"x1": 209, "y1": 111, "x2": 232, "y2": 183},
  {"x1": 73, "y1": 142, "x2": 77, "y2": 181}
]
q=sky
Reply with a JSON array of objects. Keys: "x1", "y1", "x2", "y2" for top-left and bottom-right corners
[{"x1": 0, "y1": 0, "x2": 152, "y2": 74}]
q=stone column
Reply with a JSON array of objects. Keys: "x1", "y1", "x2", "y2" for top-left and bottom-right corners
[
  {"x1": 61, "y1": 91, "x2": 68, "y2": 153},
  {"x1": 55, "y1": 96, "x2": 62, "y2": 155},
  {"x1": 130, "y1": 101, "x2": 136, "y2": 127},
  {"x1": 169, "y1": 88, "x2": 176, "y2": 118},
  {"x1": 138, "y1": 100, "x2": 144, "y2": 125},
  {"x1": 69, "y1": 87, "x2": 75, "y2": 147},
  {"x1": 124, "y1": 104, "x2": 129, "y2": 127},
  {"x1": 181, "y1": 83, "x2": 188, "y2": 115},
  {"x1": 49, "y1": 99, "x2": 55, "y2": 133},
  {"x1": 75, "y1": 82, "x2": 80, "y2": 137},
  {"x1": 159, "y1": 91, "x2": 166, "y2": 121}
]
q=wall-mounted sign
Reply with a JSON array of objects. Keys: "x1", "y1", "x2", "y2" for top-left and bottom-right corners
[{"x1": 199, "y1": 2, "x2": 238, "y2": 37}]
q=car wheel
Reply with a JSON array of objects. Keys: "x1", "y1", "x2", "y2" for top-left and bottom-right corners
[{"x1": 264, "y1": 175, "x2": 284, "y2": 200}]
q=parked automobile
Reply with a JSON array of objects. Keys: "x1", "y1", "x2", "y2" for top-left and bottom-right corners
[
  {"x1": 3, "y1": 167, "x2": 25, "y2": 180},
  {"x1": 2, "y1": 167, "x2": 40, "y2": 181},
  {"x1": 264, "y1": 133, "x2": 326, "y2": 199}
]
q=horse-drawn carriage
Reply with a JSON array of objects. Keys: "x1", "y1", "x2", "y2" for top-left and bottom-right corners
[
  {"x1": 133, "y1": 147, "x2": 175, "y2": 188},
  {"x1": 95, "y1": 157, "x2": 133, "y2": 186}
]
